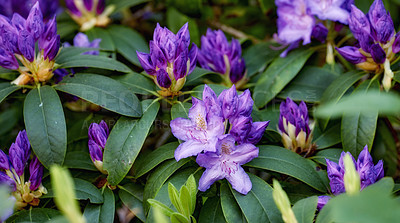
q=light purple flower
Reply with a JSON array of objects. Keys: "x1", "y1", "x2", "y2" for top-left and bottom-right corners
[
  {"x1": 88, "y1": 120, "x2": 109, "y2": 163},
  {"x1": 197, "y1": 29, "x2": 246, "y2": 84},
  {"x1": 137, "y1": 23, "x2": 197, "y2": 94},
  {"x1": 317, "y1": 195, "x2": 331, "y2": 211},
  {"x1": 306, "y1": 0, "x2": 351, "y2": 24},
  {"x1": 196, "y1": 134, "x2": 258, "y2": 195}
]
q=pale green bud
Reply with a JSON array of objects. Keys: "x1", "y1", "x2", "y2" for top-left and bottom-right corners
[
  {"x1": 272, "y1": 179, "x2": 298, "y2": 223},
  {"x1": 343, "y1": 153, "x2": 360, "y2": 195}
]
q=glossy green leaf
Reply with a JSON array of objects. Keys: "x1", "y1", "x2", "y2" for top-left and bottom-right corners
[
  {"x1": 108, "y1": 25, "x2": 149, "y2": 66},
  {"x1": 171, "y1": 102, "x2": 191, "y2": 120},
  {"x1": 311, "y1": 148, "x2": 343, "y2": 166},
  {"x1": 83, "y1": 204, "x2": 101, "y2": 223},
  {"x1": 6, "y1": 208, "x2": 61, "y2": 223},
  {"x1": 55, "y1": 73, "x2": 142, "y2": 117},
  {"x1": 0, "y1": 82, "x2": 20, "y2": 104},
  {"x1": 82, "y1": 187, "x2": 115, "y2": 223},
  {"x1": 167, "y1": 7, "x2": 200, "y2": 45},
  {"x1": 64, "y1": 151, "x2": 97, "y2": 171},
  {"x1": 230, "y1": 174, "x2": 283, "y2": 223},
  {"x1": 148, "y1": 199, "x2": 175, "y2": 217},
  {"x1": 55, "y1": 47, "x2": 96, "y2": 62},
  {"x1": 103, "y1": 100, "x2": 160, "y2": 185},
  {"x1": 243, "y1": 42, "x2": 280, "y2": 77},
  {"x1": 185, "y1": 67, "x2": 217, "y2": 86},
  {"x1": 185, "y1": 175, "x2": 197, "y2": 214},
  {"x1": 313, "y1": 123, "x2": 341, "y2": 149},
  {"x1": 56, "y1": 54, "x2": 131, "y2": 72},
  {"x1": 86, "y1": 27, "x2": 115, "y2": 51},
  {"x1": 198, "y1": 196, "x2": 227, "y2": 223},
  {"x1": 168, "y1": 183, "x2": 184, "y2": 215},
  {"x1": 179, "y1": 186, "x2": 191, "y2": 216},
  {"x1": 143, "y1": 159, "x2": 192, "y2": 213},
  {"x1": 170, "y1": 212, "x2": 189, "y2": 223},
  {"x1": 292, "y1": 196, "x2": 318, "y2": 223},
  {"x1": 24, "y1": 86, "x2": 67, "y2": 168},
  {"x1": 220, "y1": 182, "x2": 245, "y2": 223},
  {"x1": 109, "y1": 0, "x2": 149, "y2": 13},
  {"x1": 278, "y1": 66, "x2": 339, "y2": 103},
  {"x1": 246, "y1": 146, "x2": 327, "y2": 192},
  {"x1": 119, "y1": 183, "x2": 146, "y2": 222},
  {"x1": 114, "y1": 72, "x2": 156, "y2": 95},
  {"x1": 254, "y1": 48, "x2": 315, "y2": 108},
  {"x1": 133, "y1": 142, "x2": 178, "y2": 178}
]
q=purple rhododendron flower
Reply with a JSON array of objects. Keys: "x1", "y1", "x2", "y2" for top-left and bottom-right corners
[
  {"x1": 137, "y1": 23, "x2": 197, "y2": 95},
  {"x1": 306, "y1": 0, "x2": 352, "y2": 24},
  {"x1": 196, "y1": 135, "x2": 258, "y2": 194},
  {"x1": 88, "y1": 120, "x2": 110, "y2": 174},
  {"x1": 318, "y1": 145, "x2": 384, "y2": 210},
  {"x1": 197, "y1": 29, "x2": 246, "y2": 84},
  {"x1": 66, "y1": 0, "x2": 111, "y2": 31},
  {"x1": 170, "y1": 85, "x2": 269, "y2": 194},
  {"x1": 0, "y1": 0, "x2": 59, "y2": 21},
  {"x1": 278, "y1": 98, "x2": 313, "y2": 154}
]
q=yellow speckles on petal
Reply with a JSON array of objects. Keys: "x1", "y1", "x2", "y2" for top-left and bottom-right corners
[{"x1": 196, "y1": 114, "x2": 207, "y2": 130}]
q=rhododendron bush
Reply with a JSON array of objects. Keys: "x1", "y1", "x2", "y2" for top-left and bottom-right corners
[{"x1": 1, "y1": 0, "x2": 400, "y2": 222}]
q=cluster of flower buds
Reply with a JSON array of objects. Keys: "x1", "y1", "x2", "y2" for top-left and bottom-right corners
[
  {"x1": 137, "y1": 23, "x2": 198, "y2": 97},
  {"x1": 0, "y1": 130, "x2": 47, "y2": 209},
  {"x1": 88, "y1": 120, "x2": 109, "y2": 174},
  {"x1": 197, "y1": 29, "x2": 246, "y2": 87},
  {"x1": 275, "y1": 0, "x2": 352, "y2": 57},
  {"x1": 0, "y1": 2, "x2": 60, "y2": 86},
  {"x1": 317, "y1": 145, "x2": 384, "y2": 210},
  {"x1": 65, "y1": 0, "x2": 114, "y2": 31},
  {"x1": 278, "y1": 98, "x2": 314, "y2": 156},
  {"x1": 0, "y1": 0, "x2": 59, "y2": 21},
  {"x1": 336, "y1": 0, "x2": 399, "y2": 91},
  {"x1": 170, "y1": 85, "x2": 269, "y2": 194}
]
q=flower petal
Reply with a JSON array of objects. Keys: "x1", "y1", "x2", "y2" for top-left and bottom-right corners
[
  {"x1": 231, "y1": 143, "x2": 258, "y2": 165},
  {"x1": 198, "y1": 166, "x2": 225, "y2": 192},
  {"x1": 170, "y1": 117, "x2": 197, "y2": 141},
  {"x1": 174, "y1": 140, "x2": 207, "y2": 161},
  {"x1": 225, "y1": 166, "x2": 252, "y2": 195}
]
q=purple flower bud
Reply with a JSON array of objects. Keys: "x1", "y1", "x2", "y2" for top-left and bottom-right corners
[
  {"x1": 9, "y1": 143, "x2": 25, "y2": 176},
  {"x1": 326, "y1": 158, "x2": 346, "y2": 195},
  {"x1": 279, "y1": 98, "x2": 310, "y2": 136},
  {"x1": 336, "y1": 46, "x2": 366, "y2": 64},
  {"x1": 28, "y1": 155, "x2": 43, "y2": 190},
  {"x1": 370, "y1": 43, "x2": 386, "y2": 64},
  {"x1": 358, "y1": 32, "x2": 374, "y2": 53},
  {"x1": 25, "y1": 2, "x2": 44, "y2": 41},
  {"x1": 230, "y1": 116, "x2": 252, "y2": 144},
  {"x1": 218, "y1": 85, "x2": 238, "y2": 120},
  {"x1": 149, "y1": 40, "x2": 167, "y2": 69},
  {"x1": 39, "y1": 16, "x2": 57, "y2": 47},
  {"x1": 137, "y1": 52, "x2": 156, "y2": 75},
  {"x1": 317, "y1": 196, "x2": 331, "y2": 211},
  {"x1": 97, "y1": 0, "x2": 105, "y2": 14},
  {"x1": 43, "y1": 34, "x2": 60, "y2": 61},
  {"x1": 0, "y1": 0, "x2": 58, "y2": 21},
  {"x1": 156, "y1": 69, "x2": 172, "y2": 88},
  {"x1": 83, "y1": 0, "x2": 93, "y2": 11},
  {"x1": 65, "y1": 0, "x2": 81, "y2": 16},
  {"x1": 18, "y1": 30, "x2": 35, "y2": 62},
  {"x1": 15, "y1": 130, "x2": 31, "y2": 164},
  {"x1": 236, "y1": 89, "x2": 253, "y2": 117},
  {"x1": 368, "y1": 0, "x2": 394, "y2": 43},
  {"x1": 173, "y1": 47, "x2": 188, "y2": 80},
  {"x1": 0, "y1": 15, "x2": 19, "y2": 52},
  {"x1": 202, "y1": 84, "x2": 222, "y2": 117},
  {"x1": 176, "y1": 23, "x2": 190, "y2": 48},
  {"x1": 230, "y1": 58, "x2": 246, "y2": 84},
  {"x1": 244, "y1": 121, "x2": 269, "y2": 145},
  {"x1": 0, "y1": 48, "x2": 19, "y2": 70},
  {"x1": 188, "y1": 43, "x2": 198, "y2": 74},
  {"x1": 0, "y1": 171, "x2": 16, "y2": 191},
  {"x1": 311, "y1": 23, "x2": 328, "y2": 43},
  {"x1": 89, "y1": 139, "x2": 103, "y2": 162},
  {"x1": 11, "y1": 13, "x2": 26, "y2": 31},
  {"x1": 0, "y1": 150, "x2": 10, "y2": 170},
  {"x1": 349, "y1": 5, "x2": 371, "y2": 41},
  {"x1": 392, "y1": 32, "x2": 400, "y2": 54},
  {"x1": 88, "y1": 120, "x2": 109, "y2": 149}
]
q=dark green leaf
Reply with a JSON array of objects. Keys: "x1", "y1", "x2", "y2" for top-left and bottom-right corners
[
  {"x1": 55, "y1": 47, "x2": 97, "y2": 62},
  {"x1": 64, "y1": 151, "x2": 97, "y2": 171},
  {"x1": 24, "y1": 86, "x2": 67, "y2": 168},
  {"x1": 86, "y1": 27, "x2": 115, "y2": 51},
  {"x1": 254, "y1": 48, "x2": 315, "y2": 108},
  {"x1": 171, "y1": 102, "x2": 191, "y2": 120},
  {"x1": 292, "y1": 196, "x2": 318, "y2": 223},
  {"x1": 109, "y1": 0, "x2": 149, "y2": 12},
  {"x1": 83, "y1": 204, "x2": 101, "y2": 223},
  {"x1": 246, "y1": 146, "x2": 327, "y2": 192},
  {"x1": 103, "y1": 100, "x2": 159, "y2": 185},
  {"x1": 185, "y1": 67, "x2": 217, "y2": 86},
  {"x1": 252, "y1": 104, "x2": 280, "y2": 132},
  {"x1": 311, "y1": 148, "x2": 343, "y2": 166},
  {"x1": 119, "y1": 183, "x2": 146, "y2": 222},
  {"x1": 243, "y1": 42, "x2": 280, "y2": 78},
  {"x1": 114, "y1": 72, "x2": 156, "y2": 95},
  {"x1": 0, "y1": 83, "x2": 20, "y2": 103},
  {"x1": 55, "y1": 73, "x2": 142, "y2": 117},
  {"x1": 133, "y1": 142, "x2": 178, "y2": 178},
  {"x1": 0, "y1": 107, "x2": 18, "y2": 135},
  {"x1": 56, "y1": 54, "x2": 131, "y2": 72},
  {"x1": 6, "y1": 208, "x2": 61, "y2": 223},
  {"x1": 198, "y1": 197, "x2": 227, "y2": 223},
  {"x1": 57, "y1": 21, "x2": 79, "y2": 39},
  {"x1": 46, "y1": 178, "x2": 103, "y2": 203},
  {"x1": 278, "y1": 66, "x2": 339, "y2": 103},
  {"x1": 82, "y1": 187, "x2": 115, "y2": 223},
  {"x1": 230, "y1": 174, "x2": 283, "y2": 223},
  {"x1": 220, "y1": 182, "x2": 245, "y2": 223},
  {"x1": 313, "y1": 123, "x2": 341, "y2": 149}
]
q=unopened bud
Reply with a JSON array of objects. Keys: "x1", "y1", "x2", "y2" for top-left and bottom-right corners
[{"x1": 343, "y1": 153, "x2": 360, "y2": 195}]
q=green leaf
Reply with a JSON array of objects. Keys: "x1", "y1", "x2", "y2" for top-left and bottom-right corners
[
  {"x1": 185, "y1": 175, "x2": 197, "y2": 213},
  {"x1": 0, "y1": 107, "x2": 18, "y2": 135},
  {"x1": 311, "y1": 148, "x2": 343, "y2": 166},
  {"x1": 252, "y1": 103, "x2": 280, "y2": 132},
  {"x1": 179, "y1": 186, "x2": 191, "y2": 216},
  {"x1": 198, "y1": 197, "x2": 227, "y2": 223},
  {"x1": 254, "y1": 48, "x2": 315, "y2": 108},
  {"x1": 64, "y1": 151, "x2": 97, "y2": 171},
  {"x1": 292, "y1": 196, "x2": 318, "y2": 223},
  {"x1": 57, "y1": 21, "x2": 79, "y2": 39},
  {"x1": 169, "y1": 183, "x2": 184, "y2": 215},
  {"x1": 313, "y1": 123, "x2": 341, "y2": 150},
  {"x1": 133, "y1": 142, "x2": 178, "y2": 178},
  {"x1": 230, "y1": 174, "x2": 283, "y2": 223},
  {"x1": 166, "y1": 7, "x2": 200, "y2": 45},
  {"x1": 119, "y1": 183, "x2": 146, "y2": 222},
  {"x1": 171, "y1": 102, "x2": 191, "y2": 120},
  {"x1": 114, "y1": 72, "x2": 156, "y2": 95},
  {"x1": 57, "y1": 54, "x2": 131, "y2": 72},
  {"x1": 315, "y1": 91, "x2": 400, "y2": 118},
  {"x1": 45, "y1": 178, "x2": 103, "y2": 203},
  {"x1": 143, "y1": 159, "x2": 192, "y2": 213},
  {"x1": 246, "y1": 146, "x2": 327, "y2": 192},
  {"x1": 109, "y1": 0, "x2": 149, "y2": 13},
  {"x1": 108, "y1": 25, "x2": 149, "y2": 66},
  {"x1": 148, "y1": 199, "x2": 175, "y2": 217},
  {"x1": 185, "y1": 67, "x2": 217, "y2": 86},
  {"x1": 82, "y1": 187, "x2": 115, "y2": 223},
  {"x1": 103, "y1": 100, "x2": 160, "y2": 185},
  {"x1": 317, "y1": 71, "x2": 365, "y2": 128},
  {"x1": 83, "y1": 204, "x2": 101, "y2": 223},
  {"x1": 243, "y1": 42, "x2": 280, "y2": 77},
  {"x1": 24, "y1": 86, "x2": 67, "y2": 168},
  {"x1": 55, "y1": 47, "x2": 97, "y2": 62},
  {"x1": 0, "y1": 82, "x2": 20, "y2": 104},
  {"x1": 220, "y1": 182, "x2": 245, "y2": 223},
  {"x1": 86, "y1": 27, "x2": 115, "y2": 51},
  {"x1": 6, "y1": 208, "x2": 61, "y2": 223},
  {"x1": 170, "y1": 212, "x2": 190, "y2": 223},
  {"x1": 341, "y1": 80, "x2": 379, "y2": 157},
  {"x1": 55, "y1": 73, "x2": 142, "y2": 117},
  {"x1": 277, "y1": 66, "x2": 339, "y2": 103}
]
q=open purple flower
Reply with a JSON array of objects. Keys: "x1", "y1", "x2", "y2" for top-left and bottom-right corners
[
  {"x1": 196, "y1": 135, "x2": 258, "y2": 195},
  {"x1": 317, "y1": 145, "x2": 384, "y2": 210},
  {"x1": 306, "y1": 0, "x2": 352, "y2": 24},
  {"x1": 0, "y1": 130, "x2": 47, "y2": 209},
  {"x1": 197, "y1": 29, "x2": 246, "y2": 85},
  {"x1": 278, "y1": 98, "x2": 314, "y2": 155},
  {"x1": 336, "y1": 0, "x2": 397, "y2": 91},
  {"x1": 88, "y1": 120, "x2": 109, "y2": 174},
  {"x1": 137, "y1": 23, "x2": 198, "y2": 97},
  {"x1": 0, "y1": 2, "x2": 60, "y2": 86},
  {"x1": 65, "y1": 0, "x2": 113, "y2": 31}
]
